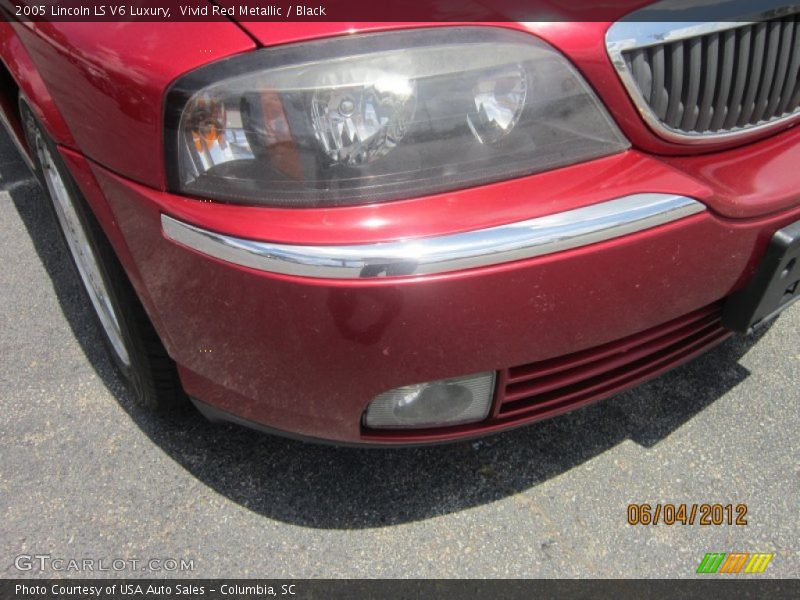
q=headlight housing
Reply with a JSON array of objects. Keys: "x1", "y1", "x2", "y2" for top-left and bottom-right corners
[{"x1": 165, "y1": 27, "x2": 628, "y2": 207}]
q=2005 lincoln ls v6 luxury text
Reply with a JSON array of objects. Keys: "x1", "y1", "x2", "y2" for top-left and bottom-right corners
[{"x1": 1, "y1": 1, "x2": 799, "y2": 445}]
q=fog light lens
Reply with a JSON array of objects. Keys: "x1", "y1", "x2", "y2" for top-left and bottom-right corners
[{"x1": 364, "y1": 372, "x2": 496, "y2": 430}]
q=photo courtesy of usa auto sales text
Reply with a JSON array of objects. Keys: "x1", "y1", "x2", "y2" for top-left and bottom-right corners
[
  {"x1": 16, "y1": 584, "x2": 203, "y2": 596},
  {"x1": 15, "y1": 583, "x2": 298, "y2": 596}
]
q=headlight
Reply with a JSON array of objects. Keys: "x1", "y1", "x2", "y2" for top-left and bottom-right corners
[{"x1": 166, "y1": 27, "x2": 628, "y2": 207}]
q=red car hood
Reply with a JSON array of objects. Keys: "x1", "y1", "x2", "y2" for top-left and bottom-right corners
[{"x1": 232, "y1": 1, "x2": 654, "y2": 48}]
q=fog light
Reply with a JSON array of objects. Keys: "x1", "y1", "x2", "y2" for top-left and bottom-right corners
[{"x1": 364, "y1": 372, "x2": 496, "y2": 429}]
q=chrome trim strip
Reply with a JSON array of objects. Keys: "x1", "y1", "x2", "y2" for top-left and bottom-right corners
[
  {"x1": 606, "y1": 2, "x2": 800, "y2": 144},
  {"x1": 162, "y1": 194, "x2": 705, "y2": 280}
]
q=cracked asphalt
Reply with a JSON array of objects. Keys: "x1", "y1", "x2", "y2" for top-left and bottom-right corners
[{"x1": 1, "y1": 128, "x2": 798, "y2": 578}]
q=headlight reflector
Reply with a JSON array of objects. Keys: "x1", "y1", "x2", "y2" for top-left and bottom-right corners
[
  {"x1": 467, "y1": 65, "x2": 528, "y2": 144},
  {"x1": 167, "y1": 27, "x2": 628, "y2": 207},
  {"x1": 309, "y1": 75, "x2": 416, "y2": 166}
]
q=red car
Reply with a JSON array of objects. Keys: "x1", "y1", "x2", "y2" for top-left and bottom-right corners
[{"x1": 1, "y1": 3, "x2": 799, "y2": 445}]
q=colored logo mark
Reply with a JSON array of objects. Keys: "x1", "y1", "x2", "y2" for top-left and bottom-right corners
[{"x1": 696, "y1": 553, "x2": 774, "y2": 574}]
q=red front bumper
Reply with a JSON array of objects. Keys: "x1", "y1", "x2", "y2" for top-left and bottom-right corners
[{"x1": 60, "y1": 126, "x2": 800, "y2": 445}]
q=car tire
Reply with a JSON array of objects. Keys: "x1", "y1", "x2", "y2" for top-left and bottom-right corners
[{"x1": 21, "y1": 103, "x2": 186, "y2": 411}]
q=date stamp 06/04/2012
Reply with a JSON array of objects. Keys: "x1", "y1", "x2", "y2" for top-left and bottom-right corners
[{"x1": 627, "y1": 503, "x2": 749, "y2": 526}]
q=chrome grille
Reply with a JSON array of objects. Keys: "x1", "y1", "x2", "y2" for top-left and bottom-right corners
[{"x1": 607, "y1": 12, "x2": 800, "y2": 141}]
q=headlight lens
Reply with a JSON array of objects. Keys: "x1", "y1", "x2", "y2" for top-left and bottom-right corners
[{"x1": 167, "y1": 27, "x2": 628, "y2": 207}]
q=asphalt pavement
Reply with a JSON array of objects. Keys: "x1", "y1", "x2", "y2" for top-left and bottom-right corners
[{"x1": 1, "y1": 129, "x2": 797, "y2": 578}]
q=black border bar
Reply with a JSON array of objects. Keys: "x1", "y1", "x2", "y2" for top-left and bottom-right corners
[{"x1": 2, "y1": 579, "x2": 800, "y2": 600}]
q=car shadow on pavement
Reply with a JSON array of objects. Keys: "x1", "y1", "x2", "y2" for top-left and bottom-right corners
[{"x1": 1, "y1": 131, "x2": 764, "y2": 530}]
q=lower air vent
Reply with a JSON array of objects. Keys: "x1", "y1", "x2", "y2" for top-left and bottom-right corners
[{"x1": 497, "y1": 303, "x2": 731, "y2": 420}]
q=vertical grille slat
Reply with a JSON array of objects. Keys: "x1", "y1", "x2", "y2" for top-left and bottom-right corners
[
  {"x1": 723, "y1": 26, "x2": 752, "y2": 129},
  {"x1": 695, "y1": 33, "x2": 720, "y2": 131},
  {"x1": 680, "y1": 37, "x2": 703, "y2": 130},
  {"x1": 751, "y1": 20, "x2": 783, "y2": 124},
  {"x1": 629, "y1": 49, "x2": 653, "y2": 104},
  {"x1": 776, "y1": 17, "x2": 800, "y2": 116},
  {"x1": 738, "y1": 21, "x2": 768, "y2": 126},
  {"x1": 789, "y1": 78, "x2": 800, "y2": 112},
  {"x1": 709, "y1": 28, "x2": 736, "y2": 131},
  {"x1": 764, "y1": 19, "x2": 795, "y2": 119},
  {"x1": 618, "y1": 14, "x2": 800, "y2": 137},
  {"x1": 665, "y1": 40, "x2": 685, "y2": 127},
  {"x1": 650, "y1": 44, "x2": 669, "y2": 119}
]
